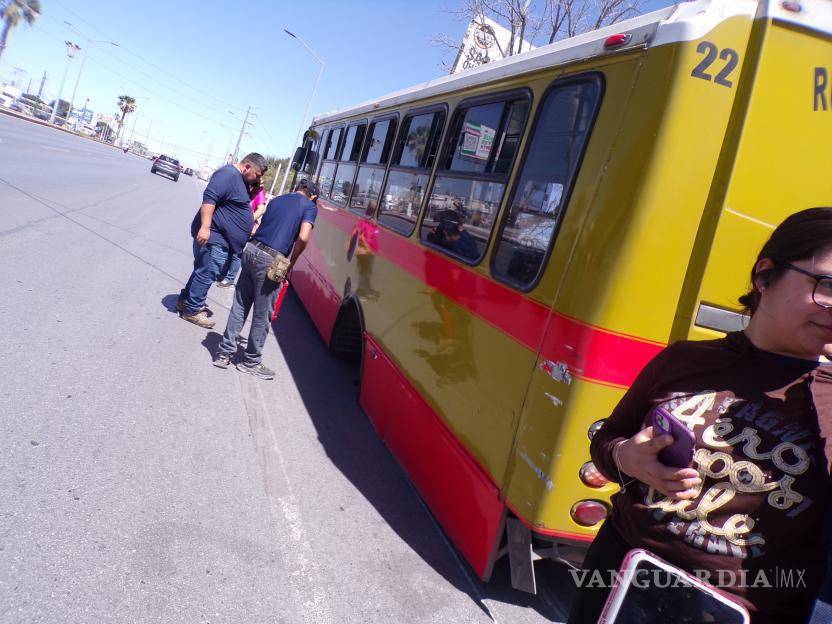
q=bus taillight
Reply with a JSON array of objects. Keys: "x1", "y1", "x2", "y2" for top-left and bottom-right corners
[
  {"x1": 604, "y1": 33, "x2": 631, "y2": 49},
  {"x1": 587, "y1": 419, "x2": 606, "y2": 441},
  {"x1": 571, "y1": 500, "x2": 609, "y2": 526},
  {"x1": 579, "y1": 461, "x2": 609, "y2": 488}
]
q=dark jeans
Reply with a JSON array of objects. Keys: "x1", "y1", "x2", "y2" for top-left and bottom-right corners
[
  {"x1": 180, "y1": 241, "x2": 232, "y2": 315},
  {"x1": 219, "y1": 252, "x2": 241, "y2": 284},
  {"x1": 567, "y1": 520, "x2": 632, "y2": 624},
  {"x1": 217, "y1": 242, "x2": 280, "y2": 365}
]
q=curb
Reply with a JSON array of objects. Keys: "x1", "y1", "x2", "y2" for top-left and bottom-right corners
[{"x1": 0, "y1": 106, "x2": 125, "y2": 151}]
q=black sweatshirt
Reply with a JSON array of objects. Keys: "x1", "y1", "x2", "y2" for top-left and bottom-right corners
[{"x1": 590, "y1": 332, "x2": 832, "y2": 623}]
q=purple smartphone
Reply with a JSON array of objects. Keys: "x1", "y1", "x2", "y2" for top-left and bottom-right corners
[{"x1": 651, "y1": 406, "x2": 695, "y2": 468}]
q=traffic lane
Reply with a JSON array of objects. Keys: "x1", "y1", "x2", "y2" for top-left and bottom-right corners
[
  {"x1": 0, "y1": 114, "x2": 195, "y2": 240},
  {"x1": 270, "y1": 290, "x2": 575, "y2": 622},
  {"x1": 0, "y1": 152, "x2": 309, "y2": 621}
]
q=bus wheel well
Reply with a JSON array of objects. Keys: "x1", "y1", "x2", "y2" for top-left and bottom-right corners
[{"x1": 329, "y1": 296, "x2": 364, "y2": 361}]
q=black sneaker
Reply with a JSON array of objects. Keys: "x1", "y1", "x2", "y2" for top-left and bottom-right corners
[
  {"x1": 213, "y1": 354, "x2": 231, "y2": 369},
  {"x1": 216, "y1": 280, "x2": 235, "y2": 289},
  {"x1": 236, "y1": 362, "x2": 275, "y2": 380}
]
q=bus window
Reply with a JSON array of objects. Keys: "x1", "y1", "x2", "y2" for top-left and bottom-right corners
[
  {"x1": 377, "y1": 109, "x2": 446, "y2": 236},
  {"x1": 330, "y1": 122, "x2": 366, "y2": 206},
  {"x1": 351, "y1": 117, "x2": 397, "y2": 217},
  {"x1": 492, "y1": 77, "x2": 603, "y2": 288},
  {"x1": 318, "y1": 161, "x2": 336, "y2": 198},
  {"x1": 422, "y1": 94, "x2": 530, "y2": 263},
  {"x1": 341, "y1": 123, "x2": 367, "y2": 163},
  {"x1": 331, "y1": 164, "x2": 357, "y2": 205},
  {"x1": 324, "y1": 127, "x2": 343, "y2": 160}
]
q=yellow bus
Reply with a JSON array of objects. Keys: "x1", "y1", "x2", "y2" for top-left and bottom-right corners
[{"x1": 286, "y1": 0, "x2": 831, "y2": 592}]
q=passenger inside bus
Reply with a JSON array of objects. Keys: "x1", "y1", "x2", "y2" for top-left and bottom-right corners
[{"x1": 426, "y1": 209, "x2": 478, "y2": 260}]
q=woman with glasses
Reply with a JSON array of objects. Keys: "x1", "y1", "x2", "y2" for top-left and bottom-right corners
[{"x1": 568, "y1": 207, "x2": 832, "y2": 624}]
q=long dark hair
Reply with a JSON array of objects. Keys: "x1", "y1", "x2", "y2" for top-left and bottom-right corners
[{"x1": 739, "y1": 207, "x2": 832, "y2": 314}]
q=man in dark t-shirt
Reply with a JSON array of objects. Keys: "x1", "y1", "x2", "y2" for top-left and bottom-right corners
[
  {"x1": 213, "y1": 180, "x2": 318, "y2": 379},
  {"x1": 177, "y1": 153, "x2": 267, "y2": 328}
]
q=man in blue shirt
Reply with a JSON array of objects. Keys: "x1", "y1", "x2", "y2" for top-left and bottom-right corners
[
  {"x1": 213, "y1": 179, "x2": 319, "y2": 379},
  {"x1": 177, "y1": 153, "x2": 267, "y2": 328}
]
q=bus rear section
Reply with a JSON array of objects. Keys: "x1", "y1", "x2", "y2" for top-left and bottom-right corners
[
  {"x1": 674, "y1": 0, "x2": 832, "y2": 342},
  {"x1": 497, "y1": 0, "x2": 826, "y2": 592}
]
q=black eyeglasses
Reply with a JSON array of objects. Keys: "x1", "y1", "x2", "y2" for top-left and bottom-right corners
[{"x1": 784, "y1": 263, "x2": 832, "y2": 309}]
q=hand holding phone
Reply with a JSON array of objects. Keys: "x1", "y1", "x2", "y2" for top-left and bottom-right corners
[
  {"x1": 615, "y1": 424, "x2": 700, "y2": 499},
  {"x1": 651, "y1": 406, "x2": 696, "y2": 468}
]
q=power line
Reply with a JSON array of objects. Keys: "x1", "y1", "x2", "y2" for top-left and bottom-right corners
[
  {"x1": 49, "y1": 0, "x2": 247, "y2": 115},
  {"x1": 34, "y1": 22, "x2": 234, "y2": 130},
  {"x1": 40, "y1": 13, "x2": 243, "y2": 122}
]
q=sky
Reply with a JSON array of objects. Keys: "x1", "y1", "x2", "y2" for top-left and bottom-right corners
[{"x1": 0, "y1": 0, "x2": 674, "y2": 170}]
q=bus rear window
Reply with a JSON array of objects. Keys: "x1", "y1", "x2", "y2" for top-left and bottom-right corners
[{"x1": 492, "y1": 78, "x2": 602, "y2": 289}]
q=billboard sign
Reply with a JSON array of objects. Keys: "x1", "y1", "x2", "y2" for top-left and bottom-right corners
[{"x1": 451, "y1": 15, "x2": 535, "y2": 74}]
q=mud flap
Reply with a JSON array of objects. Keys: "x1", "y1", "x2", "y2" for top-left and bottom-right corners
[{"x1": 507, "y1": 517, "x2": 537, "y2": 594}]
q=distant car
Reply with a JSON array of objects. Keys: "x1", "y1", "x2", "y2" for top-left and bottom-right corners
[
  {"x1": 0, "y1": 94, "x2": 12, "y2": 108},
  {"x1": 184, "y1": 168, "x2": 194, "y2": 176},
  {"x1": 151, "y1": 155, "x2": 180, "y2": 181}
]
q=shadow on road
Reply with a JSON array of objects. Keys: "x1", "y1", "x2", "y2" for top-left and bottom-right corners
[
  {"x1": 161, "y1": 294, "x2": 216, "y2": 317},
  {"x1": 273, "y1": 289, "x2": 572, "y2": 622},
  {"x1": 161, "y1": 294, "x2": 181, "y2": 313}
]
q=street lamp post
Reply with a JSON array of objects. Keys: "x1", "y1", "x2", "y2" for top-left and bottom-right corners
[
  {"x1": 50, "y1": 41, "x2": 81, "y2": 124},
  {"x1": 277, "y1": 29, "x2": 324, "y2": 196},
  {"x1": 64, "y1": 22, "x2": 118, "y2": 122}
]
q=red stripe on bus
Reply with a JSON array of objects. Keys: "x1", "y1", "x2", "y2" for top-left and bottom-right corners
[{"x1": 316, "y1": 203, "x2": 664, "y2": 387}]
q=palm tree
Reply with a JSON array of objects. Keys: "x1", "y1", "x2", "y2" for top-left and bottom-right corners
[
  {"x1": 0, "y1": 0, "x2": 41, "y2": 64},
  {"x1": 116, "y1": 94, "x2": 136, "y2": 144}
]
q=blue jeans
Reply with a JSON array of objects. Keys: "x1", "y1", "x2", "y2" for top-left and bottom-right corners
[
  {"x1": 217, "y1": 242, "x2": 281, "y2": 365},
  {"x1": 220, "y1": 252, "x2": 241, "y2": 284},
  {"x1": 179, "y1": 241, "x2": 232, "y2": 315}
]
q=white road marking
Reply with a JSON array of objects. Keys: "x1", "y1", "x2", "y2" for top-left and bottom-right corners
[
  {"x1": 41, "y1": 145, "x2": 70, "y2": 153},
  {"x1": 239, "y1": 374, "x2": 333, "y2": 624}
]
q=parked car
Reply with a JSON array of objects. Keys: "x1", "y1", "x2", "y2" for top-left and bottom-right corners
[
  {"x1": 151, "y1": 155, "x2": 181, "y2": 181},
  {"x1": 184, "y1": 168, "x2": 194, "y2": 176},
  {"x1": 0, "y1": 94, "x2": 13, "y2": 108}
]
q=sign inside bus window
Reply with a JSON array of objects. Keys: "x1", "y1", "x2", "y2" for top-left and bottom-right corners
[{"x1": 460, "y1": 121, "x2": 496, "y2": 160}]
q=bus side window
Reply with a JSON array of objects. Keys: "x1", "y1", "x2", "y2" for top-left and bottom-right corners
[
  {"x1": 317, "y1": 127, "x2": 344, "y2": 199},
  {"x1": 377, "y1": 109, "x2": 446, "y2": 236},
  {"x1": 421, "y1": 94, "x2": 530, "y2": 264},
  {"x1": 491, "y1": 77, "x2": 603, "y2": 289},
  {"x1": 350, "y1": 117, "x2": 398, "y2": 217},
  {"x1": 331, "y1": 122, "x2": 366, "y2": 207}
]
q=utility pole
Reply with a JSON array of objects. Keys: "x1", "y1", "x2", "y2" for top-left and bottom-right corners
[
  {"x1": 37, "y1": 71, "x2": 47, "y2": 99},
  {"x1": 26, "y1": 77, "x2": 31, "y2": 93},
  {"x1": 232, "y1": 106, "x2": 254, "y2": 163},
  {"x1": 129, "y1": 112, "x2": 140, "y2": 144},
  {"x1": 50, "y1": 41, "x2": 81, "y2": 124}
]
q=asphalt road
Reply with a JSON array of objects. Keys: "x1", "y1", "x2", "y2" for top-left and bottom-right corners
[{"x1": 0, "y1": 113, "x2": 576, "y2": 624}]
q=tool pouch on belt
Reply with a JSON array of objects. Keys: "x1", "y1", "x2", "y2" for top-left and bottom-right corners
[{"x1": 266, "y1": 253, "x2": 291, "y2": 283}]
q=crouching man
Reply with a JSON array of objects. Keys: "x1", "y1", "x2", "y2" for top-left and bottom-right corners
[{"x1": 213, "y1": 179, "x2": 319, "y2": 379}]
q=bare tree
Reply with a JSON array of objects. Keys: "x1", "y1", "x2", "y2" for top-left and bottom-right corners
[
  {"x1": 433, "y1": 0, "x2": 645, "y2": 70},
  {"x1": 545, "y1": 0, "x2": 646, "y2": 43}
]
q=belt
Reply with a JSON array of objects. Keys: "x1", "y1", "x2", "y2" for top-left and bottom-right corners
[{"x1": 250, "y1": 239, "x2": 279, "y2": 257}]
